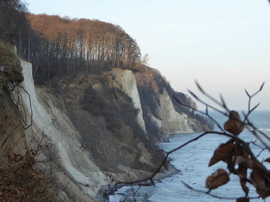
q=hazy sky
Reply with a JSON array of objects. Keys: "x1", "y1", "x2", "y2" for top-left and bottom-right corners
[{"x1": 25, "y1": 0, "x2": 270, "y2": 110}]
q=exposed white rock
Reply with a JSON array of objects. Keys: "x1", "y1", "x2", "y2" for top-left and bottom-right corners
[
  {"x1": 13, "y1": 59, "x2": 196, "y2": 201},
  {"x1": 152, "y1": 88, "x2": 193, "y2": 134},
  {"x1": 111, "y1": 68, "x2": 146, "y2": 132},
  {"x1": 111, "y1": 68, "x2": 193, "y2": 135},
  {"x1": 17, "y1": 60, "x2": 109, "y2": 201}
]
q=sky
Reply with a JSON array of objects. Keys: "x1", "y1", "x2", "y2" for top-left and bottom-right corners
[{"x1": 25, "y1": 0, "x2": 270, "y2": 110}]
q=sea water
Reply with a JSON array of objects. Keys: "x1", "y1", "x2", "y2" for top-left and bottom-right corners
[{"x1": 109, "y1": 110, "x2": 270, "y2": 202}]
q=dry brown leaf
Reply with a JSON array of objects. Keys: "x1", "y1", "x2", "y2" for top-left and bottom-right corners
[
  {"x1": 241, "y1": 147, "x2": 249, "y2": 160},
  {"x1": 240, "y1": 178, "x2": 249, "y2": 195},
  {"x1": 250, "y1": 165, "x2": 269, "y2": 198},
  {"x1": 237, "y1": 162, "x2": 249, "y2": 195},
  {"x1": 264, "y1": 158, "x2": 270, "y2": 163},
  {"x1": 209, "y1": 139, "x2": 235, "y2": 166},
  {"x1": 238, "y1": 163, "x2": 248, "y2": 179},
  {"x1": 224, "y1": 111, "x2": 244, "y2": 135},
  {"x1": 234, "y1": 156, "x2": 245, "y2": 165},
  {"x1": 236, "y1": 198, "x2": 249, "y2": 202},
  {"x1": 246, "y1": 159, "x2": 255, "y2": 169},
  {"x1": 233, "y1": 147, "x2": 252, "y2": 167},
  {"x1": 205, "y1": 168, "x2": 230, "y2": 190},
  {"x1": 234, "y1": 151, "x2": 254, "y2": 169},
  {"x1": 262, "y1": 177, "x2": 270, "y2": 199}
]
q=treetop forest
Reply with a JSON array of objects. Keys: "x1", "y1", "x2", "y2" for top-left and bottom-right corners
[{"x1": 0, "y1": 0, "x2": 142, "y2": 81}]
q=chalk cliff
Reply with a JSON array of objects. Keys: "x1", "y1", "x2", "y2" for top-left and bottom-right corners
[
  {"x1": 152, "y1": 88, "x2": 193, "y2": 134},
  {"x1": 18, "y1": 60, "x2": 109, "y2": 201},
  {"x1": 1, "y1": 57, "x2": 212, "y2": 201},
  {"x1": 135, "y1": 65, "x2": 210, "y2": 140},
  {"x1": 12, "y1": 61, "x2": 166, "y2": 200},
  {"x1": 111, "y1": 68, "x2": 146, "y2": 132}
]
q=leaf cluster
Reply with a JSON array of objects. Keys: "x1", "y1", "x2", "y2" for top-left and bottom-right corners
[
  {"x1": 0, "y1": 40, "x2": 24, "y2": 89},
  {"x1": 183, "y1": 82, "x2": 270, "y2": 201},
  {"x1": 0, "y1": 145, "x2": 56, "y2": 201},
  {"x1": 208, "y1": 138, "x2": 270, "y2": 200},
  {"x1": 114, "y1": 82, "x2": 270, "y2": 202}
]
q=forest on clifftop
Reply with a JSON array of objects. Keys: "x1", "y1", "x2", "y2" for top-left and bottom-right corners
[
  {"x1": 0, "y1": 0, "x2": 213, "y2": 130},
  {"x1": 0, "y1": 1, "x2": 216, "y2": 201},
  {"x1": 1, "y1": 1, "x2": 141, "y2": 80}
]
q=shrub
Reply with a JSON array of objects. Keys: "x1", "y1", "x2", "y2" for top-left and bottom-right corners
[
  {"x1": 0, "y1": 146, "x2": 57, "y2": 201},
  {"x1": 0, "y1": 40, "x2": 24, "y2": 88}
]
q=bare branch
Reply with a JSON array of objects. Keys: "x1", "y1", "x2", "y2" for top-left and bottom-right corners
[
  {"x1": 245, "y1": 82, "x2": 265, "y2": 112},
  {"x1": 245, "y1": 120, "x2": 270, "y2": 153},
  {"x1": 260, "y1": 82, "x2": 265, "y2": 91},
  {"x1": 187, "y1": 89, "x2": 199, "y2": 100},
  {"x1": 219, "y1": 94, "x2": 229, "y2": 111},
  {"x1": 115, "y1": 81, "x2": 270, "y2": 201},
  {"x1": 182, "y1": 181, "x2": 260, "y2": 200},
  {"x1": 245, "y1": 89, "x2": 251, "y2": 98},
  {"x1": 195, "y1": 80, "x2": 206, "y2": 94},
  {"x1": 193, "y1": 80, "x2": 230, "y2": 114},
  {"x1": 17, "y1": 83, "x2": 33, "y2": 130},
  {"x1": 173, "y1": 95, "x2": 225, "y2": 132},
  {"x1": 116, "y1": 131, "x2": 234, "y2": 188}
]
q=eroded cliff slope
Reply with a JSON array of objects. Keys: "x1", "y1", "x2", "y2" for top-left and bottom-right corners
[
  {"x1": 0, "y1": 42, "x2": 26, "y2": 163},
  {"x1": 136, "y1": 65, "x2": 212, "y2": 139},
  {"x1": 43, "y1": 71, "x2": 165, "y2": 179},
  {"x1": 1, "y1": 57, "x2": 212, "y2": 201}
]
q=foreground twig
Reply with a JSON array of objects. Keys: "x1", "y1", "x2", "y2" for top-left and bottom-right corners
[
  {"x1": 182, "y1": 181, "x2": 260, "y2": 200},
  {"x1": 115, "y1": 81, "x2": 270, "y2": 202}
]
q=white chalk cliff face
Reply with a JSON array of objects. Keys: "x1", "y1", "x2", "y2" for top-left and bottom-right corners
[
  {"x1": 151, "y1": 88, "x2": 193, "y2": 134},
  {"x1": 111, "y1": 68, "x2": 193, "y2": 135},
  {"x1": 111, "y1": 68, "x2": 146, "y2": 132},
  {"x1": 15, "y1": 61, "x2": 196, "y2": 201},
  {"x1": 18, "y1": 60, "x2": 108, "y2": 201}
]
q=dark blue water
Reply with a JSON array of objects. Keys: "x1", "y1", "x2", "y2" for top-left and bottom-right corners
[{"x1": 110, "y1": 110, "x2": 270, "y2": 202}]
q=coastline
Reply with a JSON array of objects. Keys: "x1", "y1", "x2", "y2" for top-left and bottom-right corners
[
  {"x1": 152, "y1": 163, "x2": 180, "y2": 181},
  {"x1": 96, "y1": 163, "x2": 180, "y2": 201}
]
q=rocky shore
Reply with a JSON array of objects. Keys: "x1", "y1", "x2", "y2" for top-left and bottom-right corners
[{"x1": 97, "y1": 163, "x2": 179, "y2": 201}]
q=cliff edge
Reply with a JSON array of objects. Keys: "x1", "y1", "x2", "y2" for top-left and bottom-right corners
[{"x1": 1, "y1": 56, "x2": 212, "y2": 201}]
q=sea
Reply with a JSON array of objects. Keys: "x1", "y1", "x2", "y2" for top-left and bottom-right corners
[{"x1": 109, "y1": 110, "x2": 270, "y2": 202}]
